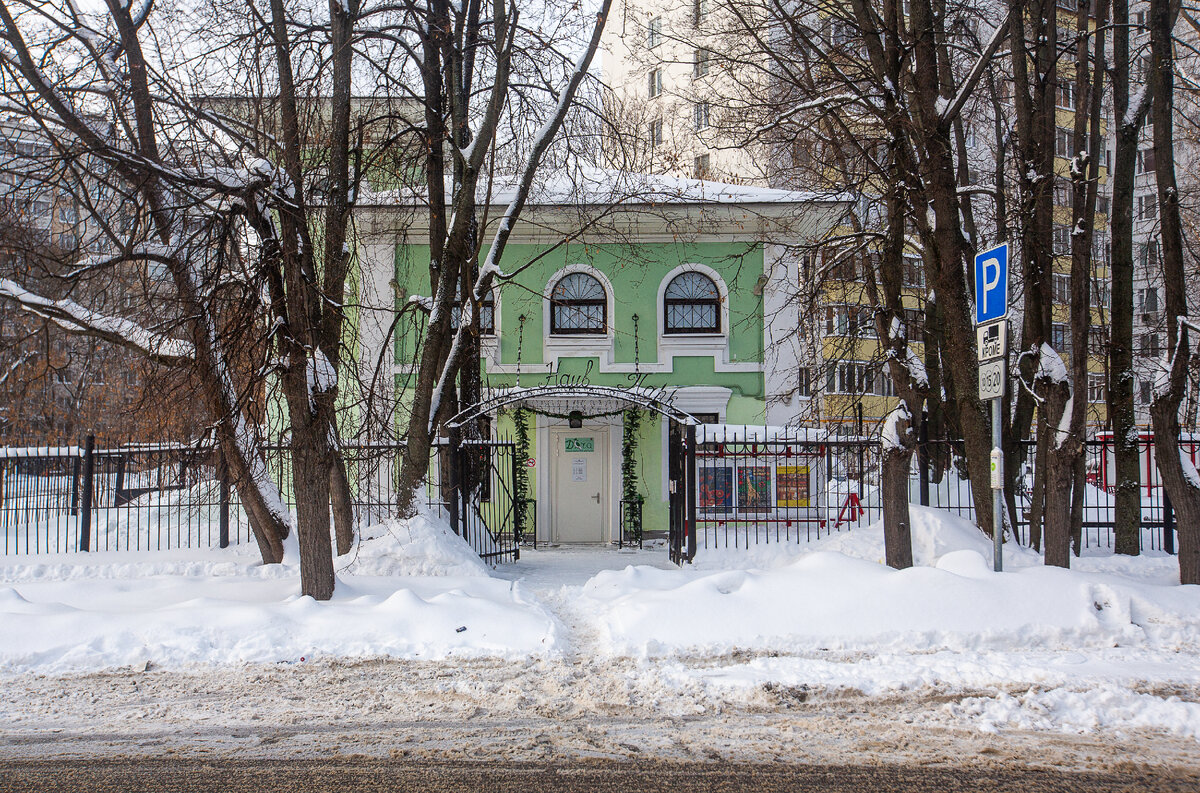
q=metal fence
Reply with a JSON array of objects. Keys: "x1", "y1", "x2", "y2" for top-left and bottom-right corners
[
  {"x1": 434, "y1": 439, "x2": 521, "y2": 564},
  {"x1": 1, "y1": 438, "x2": 246, "y2": 555},
  {"x1": 1, "y1": 436, "x2": 519, "y2": 561},
  {"x1": 691, "y1": 429, "x2": 1184, "y2": 555}
]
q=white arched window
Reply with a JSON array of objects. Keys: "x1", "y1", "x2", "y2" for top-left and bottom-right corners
[
  {"x1": 663, "y1": 271, "x2": 721, "y2": 334},
  {"x1": 550, "y1": 272, "x2": 607, "y2": 334}
]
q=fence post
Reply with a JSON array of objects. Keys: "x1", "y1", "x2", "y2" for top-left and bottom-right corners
[
  {"x1": 1164, "y1": 488, "x2": 1175, "y2": 555},
  {"x1": 218, "y1": 454, "x2": 231, "y2": 549},
  {"x1": 114, "y1": 455, "x2": 127, "y2": 506},
  {"x1": 918, "y1": 410, "x2": 930, "y2": 507},
  {"x1": 79, "y1": 434, "x2": 95, "y2": 552},
  {"x1": 685, "y1": 423, "x2": 697, "y2": 563},
  {"x1": 70, "y1": 453, "x2": 81, "y2": 516},
  {"x1": 446, "y1": 430, "x2": 461, "y2": 537}
]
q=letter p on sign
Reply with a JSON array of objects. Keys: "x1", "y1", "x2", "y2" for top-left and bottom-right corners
[{"x1": 975, "y1": 243, "x2": 1009, "y2": 324}]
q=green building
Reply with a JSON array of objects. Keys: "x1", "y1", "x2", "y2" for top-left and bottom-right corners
[{"x1": 355, "y1": 172, "x2": 844, "y2": 543}]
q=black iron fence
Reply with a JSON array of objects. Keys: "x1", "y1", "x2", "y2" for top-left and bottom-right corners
[
  {"x1": 691, "y1": 428, "x2": 1184, "y2": 555},
  {"x1": 436, "y1": 439, "x2": 520, "y2": 564},
  {"x1": 1, "y1": 436, "x2": 520, "y2": 562},
  {"x1": 0, "y1": 439, "x2": 249, "y2": 555}
]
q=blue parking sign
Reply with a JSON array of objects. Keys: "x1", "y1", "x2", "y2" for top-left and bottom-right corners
[{"x1": 975, "y1": 243, "x2": 1009, "y2": 324}]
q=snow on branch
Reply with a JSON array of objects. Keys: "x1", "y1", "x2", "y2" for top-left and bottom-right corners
[
  {"x1": 0, "y1": 278, "x2": 193, "y2": 365},
  {"x1": 940, "y1": 8, "x2": 1013, "y2": 126}
]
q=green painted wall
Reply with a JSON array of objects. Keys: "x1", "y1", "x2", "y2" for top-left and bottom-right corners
[{"x1": 392, "y1": 236, "x2": 769, "y2": 536}]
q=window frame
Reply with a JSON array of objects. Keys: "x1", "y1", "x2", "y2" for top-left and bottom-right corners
[
  {"x1": 549, "y1": 272, "x2": 607, "y2": 335},
  {"x1": 663, "y1": 271, "x2": 721, "y2": 335},
  {"x1": 647, "y1": 16, "x2": 662, "y2": 48}
]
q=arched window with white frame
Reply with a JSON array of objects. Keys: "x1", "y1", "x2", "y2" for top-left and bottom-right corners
[
  {"x1": 663, "y1": 271, "x2": 721, "y2": 334},
  {"x1": 549, "y1": 272, "x2": 607, "y2": 334}
]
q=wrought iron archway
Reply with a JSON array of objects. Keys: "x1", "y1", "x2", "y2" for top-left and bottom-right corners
[
  {"x1": 445, "y1": 384, "x2": 702, "y2": 429},
  {"x1": 444, "y1": 384, "x2": 700, "y2": 565}
]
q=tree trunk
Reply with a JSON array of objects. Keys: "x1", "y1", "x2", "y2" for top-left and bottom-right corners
[
  {"x1": 289, "y1": 408, "x2": 336, "y2": 600},
  {"x1": 1028, "y1": 415, "x2": 1047, "y2": 551},
  {"x1": 1111, "y1": 0, "x2": 1145, "y2": 556},
  {"x1": 881, "y1": 433, "x2": 915, "y2": 569},
  {"x1": 331, "y1": 455, "x2": 355, "y2": 556},
  {"x1": 1147, "y1": 0, "x2": 1200, "y2": 584},
  {"x1": 1041, "y1": 376, "x2": 1075, "y2": 568}
]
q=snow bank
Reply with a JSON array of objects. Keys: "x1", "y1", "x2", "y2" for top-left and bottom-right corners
[
  {"x1": 342, "y1": 509, "x2": 490, "y2": 578},
  {"x1": 583, "y1": 549, "x2": 1193, "y2": 656},
  {"x1": 693, "y1": 504, "x2": 1028, "y2": 570},
  {"x1": 0, "y1": 511, "x2": 556, "y2": 672}
]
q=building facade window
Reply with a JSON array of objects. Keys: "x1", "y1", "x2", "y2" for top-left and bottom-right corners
[
  {"x1": 1137, "y1": 193, "x2": 1157, "y2": 220},
  {"x1": 1052, "y1": 272, "x2": 1071, "y2": 304},
  {"x1": 901, "y1": 255, "x2": 924, "y2": 288},
  {"x1": 1051, "y1": 322, "x2": 1070, "y2": 357},
  {"x1": 664, "y1": 271, "x2": 720, "y2": 334},
  {"x1": 1088, "y1": 373, "x2": 1105, "y2": 403},
  {"x1": 1052, "y1": 224, "x2": 1071, "y2": 255},
  {"x1": 1139, "y1": 332, "x2": 1162, "y2": 357},
  {"x1": 693, "y1": 153, "x2": 710, "y2": 179},
  {"x1": 550, "y1": 272, "x2": 606, "y2": 334},
  {"x1": 1055, "y1": 127, "x2": 1073, "y2": 158},
  {"x1": 692, "y1": 0, "x2": 708, "y2": 24},
  {"x1": 825, "y1": 361, "x2": 893, "y2": 396},
  {"x1": 1137, "y1": 286, "x2": 1159, "y2": 314},
  {"x1": 797, "y1": 367, "x2": 812, "y2": 397},
  {"x1": 694, "y1": 48, "x2": 711, "y2": 77},
  {"x1": 693, "y1": 101, "x2": 710, "y2": 130},
  {"x1": 647, "y1": 16, "x2": 662, "y2": 48},
  {"x1": 649, "y1": 118, "x2": 663, "y2": 148},
  {"x1": 824, "y1": 304, "x2": 875, "y2": 338},
  {"x1": 1137, "y1": 147, "x2": 1157, "y2": 174},
  {"x1": 451, "y1": 292, "x2": 496, "y2": 335},
  {"x1": 648, "y1": 68, "x2": 663, "y2": 98},
  {"x1": 1056, "y1": 82, "x2": 1075, "y2": 109}
]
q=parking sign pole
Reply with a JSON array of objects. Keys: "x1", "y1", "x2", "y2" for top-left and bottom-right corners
[
  {"x1": 975, "y1": 242, "x2": 1009, "y2": 573},
  {"x1": 992, "y1": 398, "x2": 1003, "y2": 572}
]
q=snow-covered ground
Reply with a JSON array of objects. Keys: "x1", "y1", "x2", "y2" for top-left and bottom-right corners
[{"x1": 1, "y1": 505, "x2": 1198, "y2": 767}]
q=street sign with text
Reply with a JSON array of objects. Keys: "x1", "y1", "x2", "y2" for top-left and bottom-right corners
[
  {"x1": 975, "y1": 243, "x2": 1010, "y2": 324},
  {"x1": 978, "y1": 359, "x2": 1006, "y2": 401},
  {"x1": 976, "y1": 319, "x2": 1008, "y2": 362}
]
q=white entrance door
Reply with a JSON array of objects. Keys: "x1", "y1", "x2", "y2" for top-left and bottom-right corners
[{"x1": 551, "y1": 427, "x2": 608, "y2": 543}]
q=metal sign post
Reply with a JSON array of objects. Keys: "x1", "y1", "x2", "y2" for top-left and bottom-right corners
[{"x1": 975, "y1": 243, "x2": 1009, "y2": 572}]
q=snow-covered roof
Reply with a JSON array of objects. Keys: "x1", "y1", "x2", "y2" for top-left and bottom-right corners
[{"x1": 361, "y1": 167, "x2": 847, "y2": 209}]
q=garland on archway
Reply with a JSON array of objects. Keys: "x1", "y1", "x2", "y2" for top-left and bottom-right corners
[
  {"x1": 512, "y1": 407, "x2": 531, "y2": 541},
  {"x1": 621, "y1": 408, "x2": 644, "y2": 544}
]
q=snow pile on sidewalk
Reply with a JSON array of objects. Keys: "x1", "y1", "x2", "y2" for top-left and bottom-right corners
[
  {"x1": 690, "y1": 505, "x2": 1021, "y2": 571},
  {"x1": 583, "y1": 548, "x2": 1198, "y2": 656},
  {"x1": 339, "y1": 509, "x2": 491, "y2": 578},
  {"x1": 0, "y1": 512, "x2": 556, "y2": 673},
  {"x1": 583, "y1": 506, "x2": 1199, "y2": 657}
]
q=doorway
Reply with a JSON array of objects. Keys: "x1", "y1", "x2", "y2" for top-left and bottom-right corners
[{"x1": 550, "y1": 426, "x2": 609, "y2": 543}]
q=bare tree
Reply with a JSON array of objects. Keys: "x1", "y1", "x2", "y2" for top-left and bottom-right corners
[
  {"x1": 1147, "y1": 0, "x2": 1200, "y2": 584},
  {"x1": 391, "y1": 0, "x2": 615, "y2": 515}
]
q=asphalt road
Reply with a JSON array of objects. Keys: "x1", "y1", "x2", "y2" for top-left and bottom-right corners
[{"x1": 1, "y1": 758, "x2": 1197, "y2": 793}]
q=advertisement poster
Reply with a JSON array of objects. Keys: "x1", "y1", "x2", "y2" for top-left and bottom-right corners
[
  {"x1": 698, "y1": 466, "x2": 733, "y2": 510},
  {"x1": 737, "y1": 466, "x2": 771, "y2": 512},
  {"x1": 775, "y1": 465, "x2": 810, "y2": 508}
]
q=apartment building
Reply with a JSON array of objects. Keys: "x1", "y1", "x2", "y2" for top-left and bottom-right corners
[{"x1": 602, "y1": 0, "x2": 1183, "y2": 431}]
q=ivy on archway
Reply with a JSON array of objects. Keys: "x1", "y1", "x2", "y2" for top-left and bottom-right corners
[
  {"x1": 512, "y1": 407, "x2": 532, "y2": 541},
  {"x1": 621, "y1": 408, "x2": 644, "y2": 544}
]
